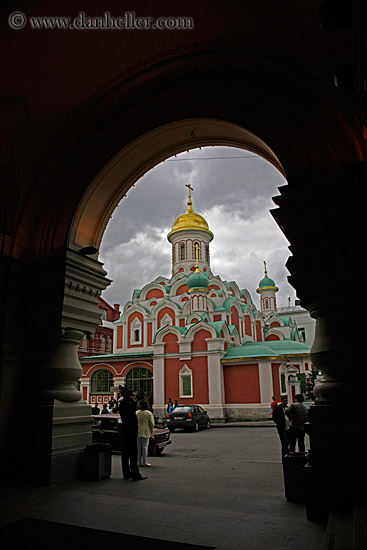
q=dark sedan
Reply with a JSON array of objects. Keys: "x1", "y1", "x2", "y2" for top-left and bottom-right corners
[
  {"x1": 91, "y1": 414, "x2": 171, "y2": 456},
  {"x1": 166, "y1": 405, "x2": 211, "y2": 432}
]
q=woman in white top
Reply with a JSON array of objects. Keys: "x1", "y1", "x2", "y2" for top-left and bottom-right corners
[{"x1": 136, "y1": 400, "x2": 154, "y2": 467}]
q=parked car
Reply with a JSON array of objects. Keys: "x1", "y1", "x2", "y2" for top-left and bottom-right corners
[
  {"x1": 91, "y1": 414, "x2": 171, "y2": 456},
  {"x1": 166, "y1": 405, "x2": 211, "y2": 432}
]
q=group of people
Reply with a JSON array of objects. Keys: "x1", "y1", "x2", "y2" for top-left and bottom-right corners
[
  {"x1": 166, "y1": 398, "x2": 178, "y2": 413},
  {"x1": 118, "y1": 386, "x2": 154, "y2": 481},
  {"x1": 92, "y1": 386, "x2": 154, "y2": 481},
  {"x1": 91, "y1": 401, "x2": 119, "y2": 415},
  {"x1": 271, "y1": 394, "x2": 309, "y2": 459}
]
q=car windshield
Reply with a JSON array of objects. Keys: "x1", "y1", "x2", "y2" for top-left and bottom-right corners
[{"x1": 173, "y1": 406, "x2": 192, "y2": 413}]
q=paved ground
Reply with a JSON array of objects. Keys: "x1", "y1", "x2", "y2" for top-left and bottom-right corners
[{"x1": 0, "y1": 424, "x2": 325, "y2": 549}]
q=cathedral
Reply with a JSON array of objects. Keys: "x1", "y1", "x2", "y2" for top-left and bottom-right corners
[{"x1": 80, "y1": 185, "x2": 311, "y2": 421}]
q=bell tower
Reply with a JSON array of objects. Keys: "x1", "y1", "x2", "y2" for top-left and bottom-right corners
[
  {"x1": 167, "y1": 184, "x2": 214, "y2": 276},
  {"x1": 256, "y1": 261, "x2": 279, "y2": 313}
]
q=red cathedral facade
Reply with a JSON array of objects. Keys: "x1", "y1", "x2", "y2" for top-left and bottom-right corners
[{"x1": 80, "y1": 189, "x2": 312, "y2": 421}]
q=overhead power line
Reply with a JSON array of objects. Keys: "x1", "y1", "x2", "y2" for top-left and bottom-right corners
[{"x1": 166, "y1": 155, "x2": 259, "y2": 161}]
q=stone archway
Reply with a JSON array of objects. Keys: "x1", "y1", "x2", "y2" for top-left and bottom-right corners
[{"x1": 68, "y1": 119, "x2": 284, "y2": 253}]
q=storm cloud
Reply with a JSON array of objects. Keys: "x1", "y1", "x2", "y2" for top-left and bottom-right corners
[{"x1": 99, "y1": 146, "x2": 295, "y2": 310}]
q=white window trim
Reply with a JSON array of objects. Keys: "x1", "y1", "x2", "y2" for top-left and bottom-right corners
[
  {"x1": 179, "y1": 364, "x2": 193, "y2": 398},
  {"x1": 130, "y1": 318, "x2": 142, "y2": 344},
  {"x1": 161, "y1": 313, "x2": 173, "y2": 328}
]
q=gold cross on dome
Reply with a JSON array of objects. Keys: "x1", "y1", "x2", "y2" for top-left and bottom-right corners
[
  {"x1": 194, "y1": 243, "x2": 200, "y2": 271},
  {"x1": 185, "y1": 183, "x2": 193, "y2": 204}
]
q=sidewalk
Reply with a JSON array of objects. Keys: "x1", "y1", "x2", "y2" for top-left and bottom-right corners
[{"x1": 0, "y1": 426, "x2": 324, "y2": 550}]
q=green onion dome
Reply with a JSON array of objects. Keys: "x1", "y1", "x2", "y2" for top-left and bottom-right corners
[
  {"x1": 187, "y1": 270, "x2": 209, "y2": 292},
  {"x1": 256, "y1": 262, "x2": 278, "y2": 292}
]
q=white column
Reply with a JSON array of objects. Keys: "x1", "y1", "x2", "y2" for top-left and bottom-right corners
[
  {"x1": 152, "y1": 343, "x2": 166, "y2": 422},
  {"x1": 206, "y1": 338, "x2": 226, "y2": 421},
  {"x1": 258, "y1": 360, "x2": 273, "y2": 404}
]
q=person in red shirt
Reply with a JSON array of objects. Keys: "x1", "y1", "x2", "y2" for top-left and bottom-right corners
[{"x1": 271, "y1": 396, "x2": 278, "y2": 412}]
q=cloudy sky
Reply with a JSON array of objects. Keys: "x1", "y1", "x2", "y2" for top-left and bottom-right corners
[{"x1": 99, "y1": 146, "x2": 297, "y2": 311}]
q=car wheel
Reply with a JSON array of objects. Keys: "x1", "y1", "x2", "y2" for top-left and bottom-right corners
[
  {"x1": 194, "y1": 422, "x2": 199, "y2": 432},
  {"x1": 206, "y1": 420, "x2": 211, "y2": 429},
  {"x1": 169, "y1": 427, "x2": 175, "y2": 433},
  {"x1": 155, "y1": 447, "x2": 163, "y2": 456}
]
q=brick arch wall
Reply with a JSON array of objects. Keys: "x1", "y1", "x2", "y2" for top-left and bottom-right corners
[
  {"x1": 158, "y1": 307, "x2": 175, "y2": 328},
  {"x1": 146, "y1": 288, "x2": 164, "y2": 299},
  {"x1": 191, "y1": 329, "x2": 212, "y2": 352},
  {"x1": 162, "y1": 332, "x2": 179, "y2": 353},
  {"x1": 231, "y1": 305, "x2": 240, "y2": 333}
]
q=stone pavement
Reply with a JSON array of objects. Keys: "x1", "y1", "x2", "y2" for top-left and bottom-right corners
[{"x1": 0, "y1": 424, "x2": 326, "y2": 549}]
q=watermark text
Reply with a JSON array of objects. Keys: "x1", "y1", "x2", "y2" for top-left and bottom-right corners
[{"x1": 8, "y1": 11, "x2": 194, "y2": 31}]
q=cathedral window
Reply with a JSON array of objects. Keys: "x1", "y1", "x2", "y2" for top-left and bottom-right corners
[
  {"x1": 130, "y1": 317, "x2": 142, "y2": 345},
  {"x1": 179, "y1": 365, "x2": 193, "y2": 398},
  {"x1": 180, "y1": 243, "x2": 185, "y2": 260},
  {"x1": 264, "y1": 298, "x2": 269, "y2": 310},
  {"x1": 91, "y1": 369, "x2": 113, "y2": 393},
  {"x1": 205, "y1": 244, "x2": 209, "y2": 263}
]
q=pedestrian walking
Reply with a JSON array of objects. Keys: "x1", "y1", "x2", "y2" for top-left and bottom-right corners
[
  {"x1": 272, "y1": 395, "x2": 289, "y2": 459},
  {"x1": 286, "y1": 394, "x2": 308, "y2": 452},
  {"x1": 136, "y1": 400, "x2": 154, "y2": 467},
  {"x1": 119, "y1": 389, "x2": 147, "y2": 481}
]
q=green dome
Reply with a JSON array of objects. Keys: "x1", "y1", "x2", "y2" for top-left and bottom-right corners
[
  {"x1": 258, "y1": 275, "x2": 276, "y2": 288},
  {"x1": 187, "y1": 270, "x2": 209, "y2": 292},
  {"x1": 256, "y1": 263, "x2": 278, "y2": 293}
]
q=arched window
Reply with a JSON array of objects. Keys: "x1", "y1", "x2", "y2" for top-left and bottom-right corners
[
  {"x1": 125, "y1": 367, "x2": 153, "y2": 399},
  {"x1": 179, "y1": 365, "x2": 193, "y2": 398},
  {"x1": 130, "y1": 317, "x2": 142, "y2": 345},
  {"x1": 264, "y1": 298, "x2": 269, "y2": 310},
  {"x1": 180, "y1": 243, "x2": 185, "y2": 260},
  {"x1": 91, "y1": 369, "x2": 113, "y2": 393},
  {"x1": 205, "y1": 244, "x2": 209, "y2": 263}
]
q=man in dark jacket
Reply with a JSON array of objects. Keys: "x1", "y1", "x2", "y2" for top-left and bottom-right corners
[
  {"x1": 286, "y1": 394, "x2": 308, "y2": 452},
  {"x1": 272, "y1": 395, "x2": 289, "y2": 459},
  {"x1": 119, "y1": 389, "x2": 147, "y2": 481}
]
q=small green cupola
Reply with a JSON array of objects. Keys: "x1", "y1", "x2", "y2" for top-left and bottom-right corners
[
  {"x1": 257, "y1": 261, "x2": 279, "y2": 291},
  {"x1": 187, "y1": 269, "x2": 209, "y2": 293},
  {"x1": 256, "y1": 261, "x2": 278, "y2": 313}
]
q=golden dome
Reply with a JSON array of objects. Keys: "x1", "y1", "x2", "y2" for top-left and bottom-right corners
[
  {"x1": 168, "y1": 183, "x2": 213, "y2": 240},
  {"x1": 168, "y1": 204, "x2": 213, "y2": 238}
]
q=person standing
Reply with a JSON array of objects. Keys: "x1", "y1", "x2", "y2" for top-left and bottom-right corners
[
  {"x1": 101, "y1": 403, "x2": 109, "y2": 414},
  {"x1": 272, "y1": 395, "x2": 289, "y2": 459},
  {"x1": 136, "y1": 386, "x2": 145, "y2": 401},
  {"x1": 270, "y1": 396, "x2": 278, "y2": 413},
  {"x1": 119, "y1": 389, "x2": 147, "y2": 481},
  {"x1": 286, "y1": 394, "x2": 308, "y2": 452},
  {"x1": 91, "y1": 403, "x2": 100, "y2": 415},
  {"x1": 136, "y1": 400, "x2": 155, "y2": 467},
  {"x1": 167, "y1": 398, "x2": 173, "y2": 413}
]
